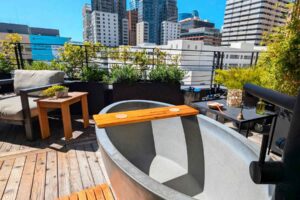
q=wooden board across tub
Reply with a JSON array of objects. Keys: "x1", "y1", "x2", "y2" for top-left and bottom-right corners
[{"x1": 93, "y1": 105, "x2": 199, "y2": 128}]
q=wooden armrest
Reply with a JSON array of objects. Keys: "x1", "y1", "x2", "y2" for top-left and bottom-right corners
[{"x1": 93, "y1": 105, "x2": 199, "y2": 128}]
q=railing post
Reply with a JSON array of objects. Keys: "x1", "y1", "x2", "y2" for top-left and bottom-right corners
[
  {"x1": 84, "y1": 45, "x2": 89, "y2": 67},
  {"x1": 210, "y1": 51, "x2": 216, "y2": 90},
  {"x1": 250, "y1": 52, "x2": 254, "y2": 66},
  {"x1": 255, "y1": 52, "x2": 259, "y2": 65},
  {"x1": 17, "y1": 43, "x2": 24, "y2": 69},
  {"x1": 14, "y1": 43, "x2": 20, "y2": 69}
]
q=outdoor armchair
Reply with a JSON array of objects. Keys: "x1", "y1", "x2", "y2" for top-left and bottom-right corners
[{"x1": 0, "y1": 70, "x2": 65, "y2": 140}]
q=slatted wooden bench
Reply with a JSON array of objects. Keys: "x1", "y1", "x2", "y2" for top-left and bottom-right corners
[{"x1": 57, "y1": 184, "x2": 114, "y2": 200}]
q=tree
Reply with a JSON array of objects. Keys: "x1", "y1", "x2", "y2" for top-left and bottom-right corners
[
  {"x1": 0, "y1": 33, "x2": 22, "y2": 73},
  {"x1": 57, "y1": 42, "x2": 103, "y2": 79},
  {"x1": 256, "y1": 2, "x2": 300, "y2": 96}
]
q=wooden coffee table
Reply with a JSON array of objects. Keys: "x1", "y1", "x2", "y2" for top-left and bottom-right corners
[{"x1": 36, "y1": 92, "x2": 89, "y2": 140}]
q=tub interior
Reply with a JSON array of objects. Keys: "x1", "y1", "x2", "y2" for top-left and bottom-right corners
[{"x1": 103, "y1": 101, "x2": 272, "y2": 200}]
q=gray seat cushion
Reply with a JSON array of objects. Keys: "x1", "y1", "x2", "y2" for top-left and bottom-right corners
[
  {"x1": 0, "y1": 96, "x2": 39, "y2": 121},
  {"x1": 14, "y1": 70, "x2": 65, "y2": 95}
]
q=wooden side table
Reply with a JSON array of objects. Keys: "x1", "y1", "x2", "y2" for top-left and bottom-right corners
[{"x1": 36, "y1": 92, "x2": 89, "y2": 140}]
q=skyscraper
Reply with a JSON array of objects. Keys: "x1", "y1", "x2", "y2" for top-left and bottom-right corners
[
  {"x1": 138, "y1": 0, "x2": 178, "y2": 44},
  {"x1": 127, "y1": 9, "x2": 138, "y2": 45},
  {"x1": 91, "y1": 0, "x2": 115, "y2": 12},
  {"x1": 222, "y1": 0, "x2": 291, "y2": 46},
  {"x1": 129, "y1": 0, "x2": 139, "y2": 10},
  {"x1": 115, "y1": 0, "x2": 127, "y2": 45},
  {"x1": 83, "y1": 4, "x2": 92, "y2": 41}
]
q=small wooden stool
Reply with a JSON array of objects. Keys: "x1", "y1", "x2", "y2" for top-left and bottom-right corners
[{"x1": 36, "y1": 92, "x2": 89, "y2": 140}]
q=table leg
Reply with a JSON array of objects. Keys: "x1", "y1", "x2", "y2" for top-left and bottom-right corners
[
  {"x1": 246, "y1": 122, "x2": 250, "y2": 138},
  {"x1": 238, "y1": 122, "x2": 242, "y2": 133},
  {"x1": 61, "y1": 105, "x2": 72, "y2": 140},
  {"x1": 81, "y1": 95, "x2": 89, "y2": 128},
  {"x1": 38, "y1": 107, "x2": 50, "y2": 139},
  {"x1": 268, "y1": 116, "x2": 278, "y2": 154}
]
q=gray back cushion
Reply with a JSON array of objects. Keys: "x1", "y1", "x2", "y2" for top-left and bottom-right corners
[{"x1": 14, "y1": 70, "x2": 65, "y2": 95}]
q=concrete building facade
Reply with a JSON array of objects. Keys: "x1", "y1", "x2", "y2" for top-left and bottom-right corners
[
  {"x1": 91, "y1": 11, "x2": 119, "y2": 47},
  {"x1": 222, "y1": 0, "x2": 290, "y2": 46},
  {"x1": 127, "y1": 9, "x2": 138, "y2": 46},
  {"x1": 83, "y1": 4, "x2": 92, "y2": 41},
  {"x1": 161, "y1": 21, "x2": 180, "y2": 45},
  {"x1": 160, "y1": 40, "x2": 265, "y2": 85},
  {"x1": 136, "y1": 21, "x2": 149, "y2": 45},
  {"x1": 180, "y1": 27, "x2": 222, "y2": 46}
]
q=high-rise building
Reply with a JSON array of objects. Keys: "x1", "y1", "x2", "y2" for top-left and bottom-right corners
[
  {"x1": 222, "y1": 0, "x2": 290, "y2": 46},
  {"x1": 178, "y1": 13, "x2": 193, "y2": 21},
  {"x1": 115, "y1": 0, "x2": 127, "y2": 45},
  {"x1": 180, "y1": 27, "x2": 222, "y2": 46},
  {"x1": 129, "y1": 0, "x2": 139, "y2": 10},
  {"x1": 90, "y1": 11, "x2": 119, "y2": 46},
  {"x1": 91, "y1": 0, "x2": 115, "y2": 12},
  {"x1": 83, "y1": 4, "x2": 92, "y2": 41},
  {"x1": 138, "y1": 0, "x2": 178, "y2": 44},
  {"x1": 161, "y1": 21, "x2": 180, "y2": 45},
  {"x1": 136, "y1": 21, "x2": 149, "y2": 45},
  {"x1": 127, "y1": 9, "x2": 138, "y2": 46},
  {"x1": 180, "y1": 18, "x2": 215, "y2": 33},
  {"x1": 178, "y1": 10, "x2": 199, "y2": 21},
  {"x1": 122, "y1": 18, "x2": 129, "y2": 45}
]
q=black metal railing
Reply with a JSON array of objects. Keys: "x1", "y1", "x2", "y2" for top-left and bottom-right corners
[{"x1": 5, "y1": 42, "x2": 261, "y2": 90}]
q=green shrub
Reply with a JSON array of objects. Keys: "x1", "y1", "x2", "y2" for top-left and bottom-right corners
[
  {"x1": 109, "y1": 65, "x2": 141, "y2": 84},
  {"x1": 24, "y1": 61, "x2": 65, "y2": 71},
  {"x1": 214, "y1": 67, "x2": 267, "y2": 90},
  {"x1": 81, "y1": 64, "x2": 107, "y2": 82},
  {"x1": 42, "y1": 85, "x2": 67, "y2": 97},
  {"x1": 0, "y1": 59, "x2": 14, "y2": 74},
  {"x1": 149, "y1": 65, "x2": 185, "y2": 84}
]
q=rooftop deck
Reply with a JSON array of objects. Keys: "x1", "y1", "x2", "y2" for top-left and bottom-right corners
[
  {"x1": 0, "y1": 114, "x2": 280, "y2": 200},
  {"x1": 0, "y1": 117, "x2": 107, "y2": 200}
]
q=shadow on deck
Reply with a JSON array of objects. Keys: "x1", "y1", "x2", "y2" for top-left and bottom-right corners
[{"x1": 0, "y1": 116, "x2": 108, "y2": 200}]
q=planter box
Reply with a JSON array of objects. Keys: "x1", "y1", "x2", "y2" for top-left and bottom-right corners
[
  {"x1": 113, "y1": 82, "x2": 184, "y2": 105},
  {"x1": 69, "y1": 81, "x2": 108, "y2": 115},
  {"x1": 0, "y1": 73, "x2": 13, "y2": 94}
]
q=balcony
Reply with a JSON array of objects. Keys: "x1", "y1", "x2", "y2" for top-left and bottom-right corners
[{"x1": 0, "y1": 42, "x2": 298, "y2": 200}]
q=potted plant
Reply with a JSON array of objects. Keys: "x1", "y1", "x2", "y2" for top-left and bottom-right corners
[
  {"x1": 214, "y1": 67, "x2": 264, "y2": 107},
  {"x1": 42, "y1": 85, "x2": 69, "y2": 98},
  {"x1": 110, "y1": 63, "x2": 185, "y2": 105},
  {"x1": 68, "y1": 64, "x2": 108, "y2": 115}
]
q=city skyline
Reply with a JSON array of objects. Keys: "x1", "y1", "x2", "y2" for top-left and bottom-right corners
[{"x1": 0, "y1": 0, "x2": 226, "y2": 42}]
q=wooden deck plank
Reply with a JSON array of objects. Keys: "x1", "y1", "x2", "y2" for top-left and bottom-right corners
[
  {"x1": 76, "y1": 148, "x2": 95, "y2": 188},
  {"x1": 31, "y1": 152, "x2": 47, "y2": 200},
  {"x1": 0, "y1": 159, "x2": 15, "y2": 199},
  {"x1": 100, "y1": 184, "x2": 114, "y2": 200},
  {"x1": 58, "y1": 151, "x2": 71, "y2": 197},
  {"x1": 93, "y1": 105, "x2": 199, "y2": 128},
  {"x1": 45, "y1": 151, "x2": 58, "y2": 200},
  {"x1": 2, "y1": 156, "x2": 26, "y2": 200},
  {"x1": 85, "y1": 145, "x2": 105, "y2": 185},
  {"x1": 67, "y1": 149, "x2": 83, "y2": 192},
  {"x1": 16, "y1": 154, "x2": 37, "y2": 200}
]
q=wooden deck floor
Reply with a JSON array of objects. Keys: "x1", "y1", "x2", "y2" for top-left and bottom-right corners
[{"x1": 0, "y1": 117, "x2": 108, "y2": 200}]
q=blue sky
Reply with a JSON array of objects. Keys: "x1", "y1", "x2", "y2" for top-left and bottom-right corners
[{"x1": 0, "y1": 0, "x2": 226, "y2": 42}]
